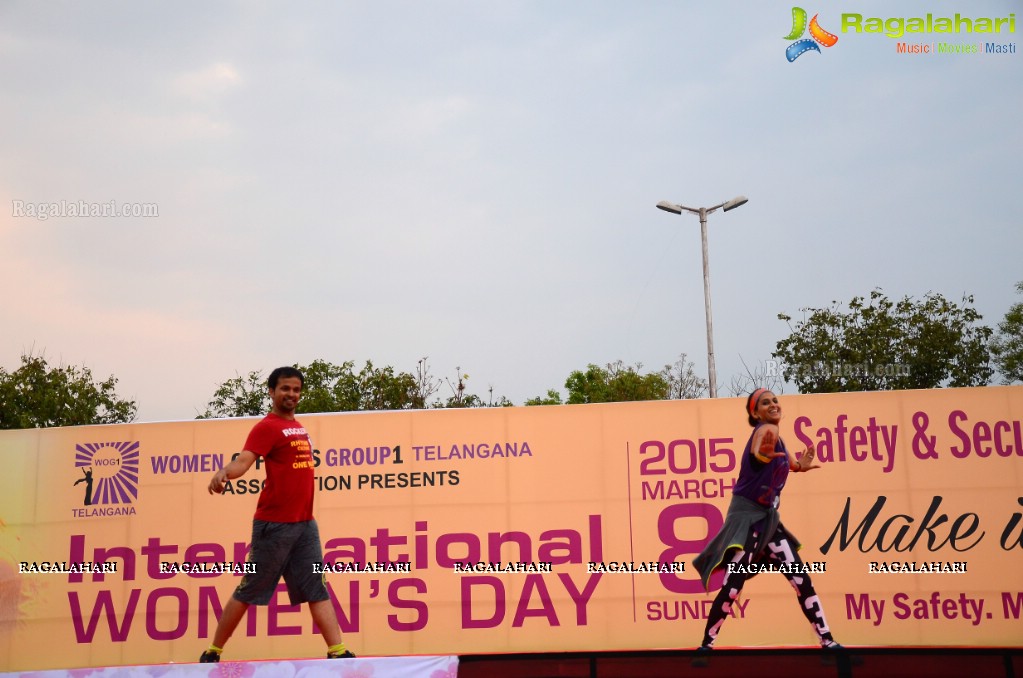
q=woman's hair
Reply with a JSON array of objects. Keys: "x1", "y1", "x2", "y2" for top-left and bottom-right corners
[{"x1": 746, "y1": 388, "x2": 769, "y2": 427}]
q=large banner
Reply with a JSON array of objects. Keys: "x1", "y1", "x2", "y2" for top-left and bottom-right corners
[{"x1": 1, "y1": 387, "x2": 1021, "y2": 671}]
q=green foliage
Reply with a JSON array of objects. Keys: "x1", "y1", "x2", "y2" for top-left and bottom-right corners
[
  {"x1": 526, "y1": 354, "x2": 705, "y2": 405},
  {"x1": 523, "y1": 389, "x2": 564, "y2": 406},
  {"x1": 0, "y1": 353, "x2": 137, "y2": 429},
  {"x1": 436, "y1": 393, "x2": 491, "y2": 408},
  {"x1": 297, "y1": 359, "x2": 425, "y2": 413},
  {"x1": 197, "y1": 370, "x2": 269, "y2": 419},
  {"x1": 433, "y1": 369, "x2": 513, "y2": 408},
  {"x1": 991, "y1": 281, "x2": 1023, "y2": 384},
  {"x1": 198, "y1": 359, "x2": 472, "y2": 418},
  {"x1": 774, "y1": 289, "x2": 993, "y2": 393},
  {"x1": 564, "y1": 360, "x2": 670, "y2": 404}
]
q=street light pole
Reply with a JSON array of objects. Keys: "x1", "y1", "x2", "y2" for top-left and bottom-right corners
[
  {"x1": 697, "y1": 207, "x2": 717, "y2": 399},
  {"x1": 656, "y1": 195, "x2": 748, "y2": 398}
]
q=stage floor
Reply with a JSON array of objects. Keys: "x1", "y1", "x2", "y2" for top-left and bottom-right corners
[
  {"x1": 1, "y1": 655, "x2": 458, "y2": 677},
  {"x1": 4, "y1": 648, "x2": 1022, "y2": 677},
  {"x1": 460, "y1": 647, "x2": 1023, "y2": 678}
]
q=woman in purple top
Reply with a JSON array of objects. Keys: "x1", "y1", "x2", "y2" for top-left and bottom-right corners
[{"x1": 692, "y1": 389, "x2": 846, "y2": 662}]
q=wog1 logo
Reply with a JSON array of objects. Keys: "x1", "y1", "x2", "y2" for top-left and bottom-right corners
[
  {"x1": 73, "y1": 441, "x2": 140, "y2": 508},
  {"x1": 785, "y1": 7, "x2": 839, "y2": 62}
]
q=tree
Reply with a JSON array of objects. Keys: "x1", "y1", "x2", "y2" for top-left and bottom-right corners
[
  {"x1": 0, "y1": 353, "x2": 137, "y2": 429},
  {"x1": 564, "y1": 360, "x2": 670, "y2": 404},
  {"x1": 991, "y1": 281, "x2": 1023, "y2": 383},
  {"x1": 298, "y1": 359, "x2": 424, "y2": 412},
  {"x1": 524, "y1": 389, "x2": 564, "y2": 406},
  {"x1": 198, "y1": 360, "x2": 430, "y2": 418},
  {"x1": 774, "y1": 289, "x2": 993, "y2": 393},
  {"x1": 661, "y1": 353, "x2": 708, "y2": 400},
  {"x1": 726, "y1": 356, "x2": 785, "y2": 398},
  {"x1": 197, "y1": 370, "x2": 268, "y2": 418},
  {"x1": 525, "y1": 355, "x2": 706, "y2": 405},
  {"x1": 413, "y1": 357, "x2": 441, "y2": 406},
  {"x1": 434, "y1": 368, "x2": 513, "y2": 408}
]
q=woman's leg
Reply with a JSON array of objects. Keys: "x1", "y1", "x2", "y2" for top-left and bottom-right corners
[
  {"x1": 700, "y1": 546, "x2": 753, "y2": 647},
  {"x1": 764, "y1": 532, "x2": 835, "y2": 644}
]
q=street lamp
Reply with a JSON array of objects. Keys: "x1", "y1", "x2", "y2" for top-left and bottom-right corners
[{"x1": 655, "y1": 195, "x2": 748, "y2": 398}]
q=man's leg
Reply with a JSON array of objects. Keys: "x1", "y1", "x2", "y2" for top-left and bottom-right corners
[
  {"x1": 309, "y1": 599, "x2": 342, "y2": 646},
  {"x1": 200, "y1": 595, "x2": 251, "y2": 662},
  {"x1": 201, "y1": 520, "x2": 283, "y2": 662},
  {"x1": 213, "y1": 596, "x2": 251, "y2": 648},
  {"x1": 284, "y1": 520, "x2": 354, "y2": 658}
]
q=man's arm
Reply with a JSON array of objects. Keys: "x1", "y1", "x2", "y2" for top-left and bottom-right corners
[{"x1": 208, "y1": 450, "x2": 257, "y2": 494}]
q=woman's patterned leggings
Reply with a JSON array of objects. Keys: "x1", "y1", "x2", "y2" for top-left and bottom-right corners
[{"x1": 701, "y1": 528, "x2": 834, "y2": 647}]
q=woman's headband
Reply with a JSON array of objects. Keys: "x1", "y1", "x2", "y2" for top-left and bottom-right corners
[{"x1": 748, "y1": 388, "x2": 769, "y2": 417}]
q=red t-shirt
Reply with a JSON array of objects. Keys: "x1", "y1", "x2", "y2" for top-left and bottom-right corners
[{"x1": 243, "y1": 413, "x2": 315, "y2": 522}]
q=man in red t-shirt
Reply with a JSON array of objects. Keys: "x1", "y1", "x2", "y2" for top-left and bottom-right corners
[{"x1": 199, "y1": 366, "x2": 355, "y2": 663}]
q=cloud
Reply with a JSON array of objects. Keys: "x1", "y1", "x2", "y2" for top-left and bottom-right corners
[
  {"x1": 170, "y1": 61, "x2": 242, "y2": 100},
  {"x1": 373, "y1": 94, "x2": 474, "y2": 144}
]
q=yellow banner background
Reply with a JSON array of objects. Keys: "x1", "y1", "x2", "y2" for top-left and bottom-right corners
[{"x1": 1, "y1": 387, "x2": 1021, "y2": 671}]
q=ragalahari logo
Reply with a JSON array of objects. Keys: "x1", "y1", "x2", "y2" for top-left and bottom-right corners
[
  {"x1": 74, "y1": 441, "x2": 139, "y2": 507},
  {"x1": 785, "y1": 7, "x2": 839, "y2": 61}
]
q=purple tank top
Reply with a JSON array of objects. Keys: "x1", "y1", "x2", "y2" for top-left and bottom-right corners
[{"x1": 733, "y1": 423, "x2": 790, "y2": 507}]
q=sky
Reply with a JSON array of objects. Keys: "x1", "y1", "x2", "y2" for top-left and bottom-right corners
[{"x1": 0, "y1": 1, "x2": 1020, "y2": 422}]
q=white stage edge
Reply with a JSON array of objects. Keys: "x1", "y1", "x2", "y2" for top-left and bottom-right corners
[{"x1": 2, "y1": 655, "x2": 458, "y2": 677}]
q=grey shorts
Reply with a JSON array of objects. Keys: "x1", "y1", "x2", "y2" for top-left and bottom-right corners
[{"x1": 232, "y1": 519, "x2": 329, "y2": 606}]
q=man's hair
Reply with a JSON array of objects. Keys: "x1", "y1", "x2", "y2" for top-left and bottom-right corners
[{"x1": 268, "y1": 366, "x2": 304, "y2": 389}]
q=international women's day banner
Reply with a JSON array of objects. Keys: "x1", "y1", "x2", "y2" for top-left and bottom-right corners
[{"x1": 1, "y1": 386, "x2": 1021, "y2": 671}]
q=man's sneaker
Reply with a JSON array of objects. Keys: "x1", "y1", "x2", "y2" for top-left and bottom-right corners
[
  {"x1": 691, "y1": 645, "x2": 712, "y2": 668},
  {"x1": 327, "y1": 649, "x2": 356, "y2": 659},
  {"x1": 198, "y1": 650, "x2": 221, "y2": 663}
]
